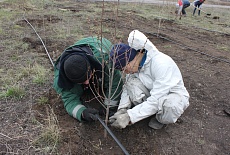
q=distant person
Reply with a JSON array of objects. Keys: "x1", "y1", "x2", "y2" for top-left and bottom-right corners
[
  {"x1": 193, "y1": 0, "x2": 206, "y2": 16},
  {"x1": 177, "y1": 0, "x2": 191, "y2": 17},
  {"x1": 109, "y1": 30, "x2": 190, "y2": 129},
  {"x1": 53, "y1": 37, "x2": 123, "y2": 122}
]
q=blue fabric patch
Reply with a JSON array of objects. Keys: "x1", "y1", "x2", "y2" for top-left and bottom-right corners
[{"x1": 139, "y1": 51, "x2": 147, "y2": 70}]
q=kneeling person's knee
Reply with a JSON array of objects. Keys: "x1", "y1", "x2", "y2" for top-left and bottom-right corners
[{"x1": 157, "y1": 94, "x2": 189, "y2": 124}]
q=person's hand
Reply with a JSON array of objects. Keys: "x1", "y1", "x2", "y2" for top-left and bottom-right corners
[
  {"x1": 81, "y1": 108, "x2": 99, "y2": 122},
  {"x1": 108, "y1": 109, "x2": 127, "y2": 124},
  {"x1": 109, "y1": 110, "x2": 131, "y2": 129}
]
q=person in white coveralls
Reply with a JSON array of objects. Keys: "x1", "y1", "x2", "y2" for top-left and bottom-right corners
[{"x1": 109, "y1": 30, "x2": 190, "y2": 129}]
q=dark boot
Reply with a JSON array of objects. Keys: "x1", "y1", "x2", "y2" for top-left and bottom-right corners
[
  {"x1": 148, "y1": 116, "x2": 164, "y2": 129},
  {"x1": 193, "y1": 8, "x2": 196, "y2": 16}
]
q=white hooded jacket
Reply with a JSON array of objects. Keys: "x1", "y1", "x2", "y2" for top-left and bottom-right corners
[{"x1": 118, "y1": 30, "x2": 190, "y2": 124}]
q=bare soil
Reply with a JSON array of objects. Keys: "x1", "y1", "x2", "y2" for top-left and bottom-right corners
[{"x1": 0, "y1": 1, "x2": 229, "y2": 155}]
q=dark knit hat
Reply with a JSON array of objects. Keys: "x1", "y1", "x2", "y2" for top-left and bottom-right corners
[
  {"x1": 64, "y1": 55, "x2": 91, "y2": 83},
  {"x1": 110, "y1": 43, "x2": 137, "y2": 69}
]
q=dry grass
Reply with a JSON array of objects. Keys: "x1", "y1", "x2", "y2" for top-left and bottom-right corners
[{"x1": 33, "y1": 106, "x2": 60, "y2": 154}]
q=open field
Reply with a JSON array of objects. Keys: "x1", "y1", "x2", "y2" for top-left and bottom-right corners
[
  {"x1": 0, "y1": 0, "x2": 230, "y2": 154},
  {"x1": 95, "y1": 0, "x2": 230, "y2": 8}
]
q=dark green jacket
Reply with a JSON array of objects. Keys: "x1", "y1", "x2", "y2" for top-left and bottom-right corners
[{"x1": 53, "y1": 37, "x2": 123, "y2": 121}]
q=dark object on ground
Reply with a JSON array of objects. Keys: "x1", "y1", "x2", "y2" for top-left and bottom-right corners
[
  {"x1": 213, "y1": 16, "x2": 220, "y2": 19},
  {"x1": 96, "y1": 115, "x2": 130, "y2": 155},
  {"x1": 223, "y1": 108, "x2": 230, "y2": 117},
  {"x1": 148, "y1": 116, "x2": 164, "y2": 129},
  {"x1": 82, "y1": 108, "x2": 99, "y2": 122}
]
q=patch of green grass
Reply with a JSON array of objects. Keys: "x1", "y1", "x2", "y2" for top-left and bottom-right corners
[
  {"x1": 16, "y1": 66, "x2": 32, "y2": 80},
  {"x1": 0, "y1": 28, "x2": 3, "y2": 35},
  {"x1": 4, "y1": 40, "x2": 29, "y2": 54},
  {"x1": 21, "y1": 43, "x2": 29, "y2": 51},
  {"x1": 10, "y1": 54, "x2": 20, "y2": 61},
  {"x1": 115, "y1": 32, "x2": 124, "y2": 40},
  {"x1": 0, "y1": 63, "x2": 49, "y2": 98},
  {"x1": 13, "y1": 24, "x2": 23, "y2": 30},
  {"x1": 32, "y1": 73, "x2": 47, "y2": 84},
  {"x1": 33, "y1": 108, "x2": 60, "y2": 154},
  {"x1": 0, "y1": 68, "x2": 24, "y2": 88},
  {"x1": 38, "y1": 126, "x2": 60, "y2": 145},
  {"x1": 37, "y1": 96, "x2": 49, "y2": 105},
  {"x1": 175, "y1": 7, "x2": 230, "y2": 34},
  {"x1": 2, "y1": 66, "x2": 31, "y2": 85},
  {"x1": 0, "y1": 69, "x2": 11, "y2": 87},
  {"x1": 0, "y1": 85, "x2": 25, "y2": 99},
  {"x1": 197, "y1": 138, "x2": 205, "y2": 145},
  {"x1": 102, "y1": 27, "x2": 110, "y2": 33},
  {"x1": 0, "y1": 9, "x2": 14, "y2": 21},
  {"x1": 163, "y1": 45, "x2": 172, "y2": 48},
  {"x1": 31, "y1": 64, "x2": 49, "y2": 85},
  {"x1": 31, "y1": 117, "x2": 39, "y2": 125},
  {"x1": 138, "y1": 3, "x2": 174, "y2": 19},
  {"x1": 216, "y1": 45, "x2": 229, "y2": 52}
]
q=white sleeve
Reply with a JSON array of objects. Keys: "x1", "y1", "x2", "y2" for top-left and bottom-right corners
[
  {"x1": 118, "y1": 74, "x2": 151, "y2": 110},
  {"x1": 117, "y1": 74, "x2": 133, "y2": 110},
  {"x1": 117, "y1": 84, "x2": 132, "y2": 110},
  {"x1": 127, "y1": 63, "x2": 178, "y2": 124}
]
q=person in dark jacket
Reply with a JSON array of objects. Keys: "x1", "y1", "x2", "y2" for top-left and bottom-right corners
[
  {"x1": 53, "y1": 37, "x2": 123, "y2": 122},
  {"x1": 193, "y1": 0, "x2": 206, "y2": 16}
]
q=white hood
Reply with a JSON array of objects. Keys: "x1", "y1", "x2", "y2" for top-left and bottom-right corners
[
  {"x1": 128, "y1": 30, "x2": 159, "y2": 53},
  {"x1": 128, "y1": 29, "x2": 160, "y2": 66}
]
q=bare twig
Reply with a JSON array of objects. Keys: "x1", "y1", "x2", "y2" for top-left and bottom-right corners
[
  {"x1": 0, "y1": 133, "x2": 13, "y2": 140},
  {"x1": 23, "y1": 13, "x2": 54, "y2": 67},
  {"x1": 157, "y1": 18, "x2": 162, "y2": 37}
]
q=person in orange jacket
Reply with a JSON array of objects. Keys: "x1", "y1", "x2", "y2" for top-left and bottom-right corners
[{"x1": 177, "y1": 0, "x2": 191, "y2": 17}]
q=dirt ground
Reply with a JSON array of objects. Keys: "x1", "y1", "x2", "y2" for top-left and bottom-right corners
[{"x1": 0, "y1": 0, "x2": 230, "y2": 155}]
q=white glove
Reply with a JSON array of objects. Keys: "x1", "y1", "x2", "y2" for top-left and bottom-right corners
[
  {"x1": 117, "y1": 85, "x2": 132, "y2": 110},
  {"x1": 109, "y1": 109, "x2": 127, "y2": 124},
  {"x1": 109, "y1": 111, "x2": 131, "y2": 129}
]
